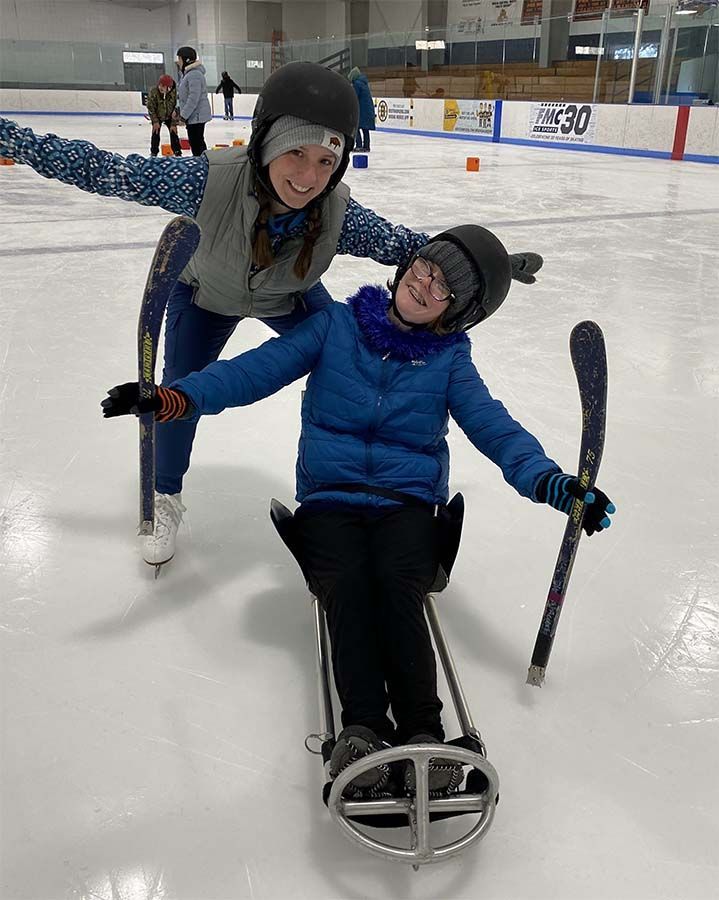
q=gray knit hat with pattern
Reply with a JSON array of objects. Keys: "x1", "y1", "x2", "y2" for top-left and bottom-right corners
[
  {"x1": 417, "y1": 240, "x2": 481, "y2": 310},
  {"x1": 260, "y1": 114, "x2": 345, "y2": 171}
]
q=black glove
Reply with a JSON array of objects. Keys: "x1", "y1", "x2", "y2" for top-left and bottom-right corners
[
  {"x1": 510, "y1": 252, "x2": 544, "y2": 285},
  {"x1": 101, "y1": 383, "x2": 190, "y2": 422},
  {"x1": 535, "y1": 472, "x2": 615, "y2": 536}
]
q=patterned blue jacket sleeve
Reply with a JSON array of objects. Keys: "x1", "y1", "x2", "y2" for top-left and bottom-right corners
[
  {"x1": 0, "y1": 117, "x2": 207, "y2": 216},
  {"x1": 337, "y1": 197, "x2": 429, "y2": 266}
]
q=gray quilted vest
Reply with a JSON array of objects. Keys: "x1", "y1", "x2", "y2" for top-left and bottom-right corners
[{"x1": 180, "y1": 147, "x2": 350, "y2": 317}]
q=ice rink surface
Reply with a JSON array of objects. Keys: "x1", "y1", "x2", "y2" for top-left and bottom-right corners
[{"x1": 1, "y1": 114, "x2": 718, "y2": 900}]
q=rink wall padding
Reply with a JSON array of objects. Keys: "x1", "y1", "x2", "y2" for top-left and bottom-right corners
[
  {"x1": 1, "y1": 89, "x2": 717, "y2": 164},
  {"x1": 0, "y1": 88, "x2": 257, "y2": 120},
  {"x1": 370, "y1": 96, "x2": 718, "y2": 164},
  {"x1": 683, "y1": 105, "x2": 719, "y2": 164}
]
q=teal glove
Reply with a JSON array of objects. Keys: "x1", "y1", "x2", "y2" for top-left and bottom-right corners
[{"x1": 535, "y1": 472, "x2": 615, "y2": 536}]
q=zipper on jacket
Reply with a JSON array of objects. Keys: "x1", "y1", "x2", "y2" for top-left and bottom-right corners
[{"x1": 365, "y1": 353, "x2": 391, "y2": 481}]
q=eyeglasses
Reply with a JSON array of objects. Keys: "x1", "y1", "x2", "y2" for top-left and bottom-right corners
[{"x1": 409, "y1": 256, "x2": 454, "y2": 304}]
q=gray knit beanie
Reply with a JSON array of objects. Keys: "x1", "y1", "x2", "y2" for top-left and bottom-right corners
[
  {"x1": 417, "y1": 240, "x2": 481, "y2": 309},
  {"x1": 260, "y1": 114, "x2": 345, "y2": 171}
]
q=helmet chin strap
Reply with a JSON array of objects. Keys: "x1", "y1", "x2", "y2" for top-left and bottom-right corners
[
  {"x1": 390, "y1": 297, "x2": 418, "y2": 328},
  {"x1": 389, "y1": 276, "x2": 427, "y2": 329}
]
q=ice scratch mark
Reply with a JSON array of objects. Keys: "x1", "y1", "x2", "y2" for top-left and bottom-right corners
[
  {"x1": 61, "y1": 450, "x2": 80, "y2": 473},
  {"x1": 245, "y1": 863, "x2": 255, "y2": 899},
  {"x1": 615, "y1": 754, "x2": 661, "y2": 778},
  {"x1": 662, "y1": 716, "x2": 719, "y2": 727},
  {"x1": 631, "y1": 585, "x2": 703, "y2": 694},
  {"x1": 140, "y1": 734, "x2": 265, "y2": 776},
  {"x1": 187, "y1": 721, "x2": 275, "y2": 767},
  {"x1": 119, "y1": 593, "x2": 141, "y2": 623},
  {"x1": 162, "y1": 664, "x2": 228, "y2": 685}
]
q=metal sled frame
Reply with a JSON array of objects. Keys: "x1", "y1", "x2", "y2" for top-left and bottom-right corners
[{"x1": 270, "y1": 497, "x2": 500, "y2": 868}]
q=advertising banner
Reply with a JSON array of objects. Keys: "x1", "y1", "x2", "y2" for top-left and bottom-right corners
[
  {"x1": 574, "y1": 0, "x2": 650, "y2": 20},
  {"x1": 374, "y1": 98, "x2": 414, "y2": 129},
  {"x1": 443, "y1": 99, "x2": 495, "y2": 136},
  {"x1": 485, "y1": 0, "x2": 521, "y2": 28},
  {"x1": 521, "y1": 0, "x2": 543, "y2": 23},
  {"x1": 449, "y1": 0, "x2": 528, "y2": 36},
  {"x1": 528, "y1": 102, "x2": 599, "y2": 143}
]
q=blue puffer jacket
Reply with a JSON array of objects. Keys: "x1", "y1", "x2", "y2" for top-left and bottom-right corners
[{"x1": 173, "y1": 285, "x2": 560, "y2": 507}]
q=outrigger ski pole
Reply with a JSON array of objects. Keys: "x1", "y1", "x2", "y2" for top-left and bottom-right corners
[{"x1": 527, "y1": 321, "x2": 608, "y2": 687}]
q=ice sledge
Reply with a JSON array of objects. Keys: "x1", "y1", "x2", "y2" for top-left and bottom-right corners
[{"x1": 270, "y1": 493, "x2": 500, "y2": 868}]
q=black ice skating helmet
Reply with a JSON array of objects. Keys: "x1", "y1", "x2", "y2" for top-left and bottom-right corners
[
  {"x1": 176, "y1": 46, "x2": 197, "y2": 71},
  {"x1": 247, "y1": 61, "x2": 359, "y2": 203},
  {"x1": 392, "y1": 225, "x2": 513, "y2": 333}
]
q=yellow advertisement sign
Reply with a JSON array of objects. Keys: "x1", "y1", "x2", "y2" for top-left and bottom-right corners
[
  {"x1": 443, "y1": 100, "x2": 461, "y2": 132},
  {"x1": 443, "y1": 99, "x2": 494, "y2": 135}
]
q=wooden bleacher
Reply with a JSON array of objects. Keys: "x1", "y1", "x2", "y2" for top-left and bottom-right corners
[{"x1": 366, "y1": 59, "x2": 656, "y2": 104}]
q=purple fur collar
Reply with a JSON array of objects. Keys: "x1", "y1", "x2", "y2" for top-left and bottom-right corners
[{"x1": 347, "y1": 285, "x2": 468, "y2": 362}]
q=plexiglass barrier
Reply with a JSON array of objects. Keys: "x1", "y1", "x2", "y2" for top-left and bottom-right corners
[{"x1": 0, "y1": 3, "x2": 716, "y2": 104}]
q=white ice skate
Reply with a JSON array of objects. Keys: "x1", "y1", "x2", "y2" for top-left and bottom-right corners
[{"x1": 142, "y1": 491, "x2": 185, "y2": 575}]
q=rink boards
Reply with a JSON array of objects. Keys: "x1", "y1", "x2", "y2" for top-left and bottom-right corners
[{"x1": 1, "y1": 87, "x2": 717, "y2": 163}]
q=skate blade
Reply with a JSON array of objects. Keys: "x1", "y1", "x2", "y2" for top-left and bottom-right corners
[
  {"x1": 144, "y1": 555, "x2": 174, "y2": 578},
  {"x1": 526, "y1": 664, "x2": 545, "y2": 687}
]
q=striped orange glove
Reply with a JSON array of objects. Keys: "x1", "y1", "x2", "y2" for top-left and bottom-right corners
[{"x1": 101, "y1": 383, "x2": 191, "y2": 421}]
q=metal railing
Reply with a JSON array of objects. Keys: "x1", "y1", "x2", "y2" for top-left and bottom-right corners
[{"x1": 318, "y1": 47, "x2": 351, "y2": 76}]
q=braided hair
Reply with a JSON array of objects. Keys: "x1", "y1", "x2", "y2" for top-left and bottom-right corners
[
  {"x1": 293, "y1": 201, "x2": 322, "y2": 280},
  {"x1": 251, "y1": 183, "x2": 275, "y2": 272},
  {"x1": 251, "y1": 179, "x2": 324, "y2": 280}
]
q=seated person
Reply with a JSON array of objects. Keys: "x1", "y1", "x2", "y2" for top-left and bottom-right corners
[{"x1": 102, "y1": 225, "x2": 614, "y2": 798}]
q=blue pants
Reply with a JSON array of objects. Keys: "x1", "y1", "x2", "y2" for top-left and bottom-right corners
[
  {"x1": 156, "y1": 280, "x2": 333, "y2": 495},
  {"x1": 224, "y1": 97, "x2": 234, "y2": 118},
  {"x1": 355, "y1": 128, "x2": 371, "y2": 151}
]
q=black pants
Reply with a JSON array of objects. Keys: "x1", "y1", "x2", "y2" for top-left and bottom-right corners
[
  {"x1": 186, "y1": 122, "x2": 207, "y2": 156},
  {"x1": 150, "y1": 120, "x2": 182, "y2": 156},
  {"x1": 293, "y1": 505, "x2": 443, "y2": 745},
  {"x1": 355, "y1": 127, "x2": 371, "y2": 151}
]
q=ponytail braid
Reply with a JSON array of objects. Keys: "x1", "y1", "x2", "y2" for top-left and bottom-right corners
[
  {"x1": 251, "y1": 180, "x2": 324, "y2": 280},
  {"x1": 293, "y1": 201, "x2": 323, "y2": 280},
  {"x1": 251, "y1": 183, "x2": 275, "y2": 271}
]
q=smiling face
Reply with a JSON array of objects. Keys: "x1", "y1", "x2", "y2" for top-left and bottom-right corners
[
  {"x1": 394, "y1": 259, "x2": 452, "y2": 327},
  {"x1": 267, "y1": 145, "x2": 336, "y2": 209}
]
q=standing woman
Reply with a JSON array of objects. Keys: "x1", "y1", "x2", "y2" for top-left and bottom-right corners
[
  {"x1": 176, "y1": 46, "x2": 211, "y2": 156},
  {"x1": 0, "y1": 62, "x2": 542, "y2": 569},
  {"x1": 348, "y1": 67, "x2": 375, "y2": 153}
]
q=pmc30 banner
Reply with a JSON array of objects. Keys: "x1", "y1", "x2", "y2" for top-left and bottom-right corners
[{"x1": 528, "y1": 102, "x2": 598, "y2": 144}]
